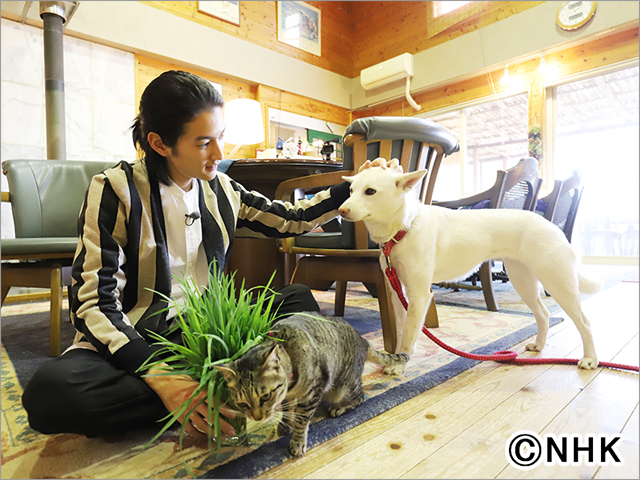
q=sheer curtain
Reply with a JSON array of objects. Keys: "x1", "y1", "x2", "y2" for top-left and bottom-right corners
[{"x1": 551, "y1": 66, "x2": 639, "y2": 258}]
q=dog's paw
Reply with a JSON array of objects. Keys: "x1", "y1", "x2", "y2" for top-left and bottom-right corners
[
  {"x1": 382, "y1": 363, "x2": 406, "y2": 376},
  {"x1": 525, "y1": 342, "x2": 544, "y2": 352},
  {"x1": 289, "y1": 439, "x2": 307, "y2": 457},
  {"x1": 578, "y1": 356, "x2": 598, "y2": 370}
]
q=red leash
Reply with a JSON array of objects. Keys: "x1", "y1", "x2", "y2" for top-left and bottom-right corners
[{"x1": 381, "y1": 232, "x2": 639, "y2": 373}]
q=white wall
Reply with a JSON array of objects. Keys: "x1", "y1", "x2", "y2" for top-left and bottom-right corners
[{"x1": 1, "y1": 18, "x2": 136, "y2": 238}]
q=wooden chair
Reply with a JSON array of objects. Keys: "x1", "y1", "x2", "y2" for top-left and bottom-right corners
[
  {"x1": 433, "y1": 157, "x2": 543, "y2": 312},
  {"x1": 275, "y1": 116, "x2": 459, "y2": 353},
  {"x1": 1, "y1": 159, "x2": 115, "y2": 356},
  {"x1": 536, "y1": 169, "x2": 583, "y2": 243}
]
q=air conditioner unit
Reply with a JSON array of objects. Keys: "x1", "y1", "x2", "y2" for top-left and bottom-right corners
[{"x1": 360, "y1": 53, "x2": 414, "y2": 90}]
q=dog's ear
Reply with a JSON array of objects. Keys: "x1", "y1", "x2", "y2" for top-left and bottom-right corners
[
  {"x1": 396, "y1": 170, "x2": 427, "y2": 192},
  {"x1": 342, "y1": 175, "x2": 355, "y2": 183}
]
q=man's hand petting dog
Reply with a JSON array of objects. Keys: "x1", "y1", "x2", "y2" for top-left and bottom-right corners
[{"x1": 358, "y1": 157, "x2": 403, "y2": 174}]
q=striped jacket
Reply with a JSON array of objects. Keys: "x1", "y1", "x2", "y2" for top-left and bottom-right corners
[{"x1": 70, "y1": 160, "x2": 350, "y2": 376}]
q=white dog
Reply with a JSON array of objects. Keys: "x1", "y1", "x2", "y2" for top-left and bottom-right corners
[{"x1": 339, "y1": 160, "x2": 601, "y2": 369}]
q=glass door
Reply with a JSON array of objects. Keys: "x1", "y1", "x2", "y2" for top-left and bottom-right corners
[{"x1": 548, "y1": 65, "x2": 639, "y2": 260}]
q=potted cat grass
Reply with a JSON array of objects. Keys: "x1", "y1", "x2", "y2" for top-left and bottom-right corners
[{"x1": 139, "y1": 261, "x2": 281, "y2": 451}]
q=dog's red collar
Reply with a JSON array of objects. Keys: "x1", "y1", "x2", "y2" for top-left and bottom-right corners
[
  {"x1": 381, "y1": 230, "x2": 409, "y2": 309},
  {"x1": 381, "y1": 230, "x2": 407, "y2": 257}
]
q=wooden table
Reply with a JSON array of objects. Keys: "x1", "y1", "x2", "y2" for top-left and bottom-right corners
[{"x1": 225, "y1": 158, "x2": 343, "y2": 290}]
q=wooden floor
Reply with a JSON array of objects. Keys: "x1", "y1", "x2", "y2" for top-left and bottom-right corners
[{"x1": 259, "y1": 279, "x2": 639, "y2": 479}]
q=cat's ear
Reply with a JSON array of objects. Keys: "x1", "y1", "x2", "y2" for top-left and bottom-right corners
[
  {"x1": 213, "y1": 364, "x2": 237, "y2": 383},
  {"x1": 262, "y1": 344, "x2": 281, "y2": 371}
]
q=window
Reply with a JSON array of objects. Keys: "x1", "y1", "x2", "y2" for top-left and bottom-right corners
[
  {"x1": 429, "y1": 1, "x2": 483, "y2": 39},
  {"x1": 434, "y1": 1, "x2": 472, "y2": 17},
  {"x1": 425, "y1": 93, "x2": 529, "y2": 201},
  {"x1": 549, "y1": 65, "x2": 639, "y2": 259}
]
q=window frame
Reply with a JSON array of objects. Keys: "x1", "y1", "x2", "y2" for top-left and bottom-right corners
[{"x1": 419, "y1": 88, "x2": 530, "y2": 199}]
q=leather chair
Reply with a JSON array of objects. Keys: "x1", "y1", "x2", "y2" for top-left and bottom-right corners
[
  {"x1": 433, "y1": 157, "x2": 543, "y2": 311},
  {"x1": 276, "y1": 116, "x2": 459, "y2": 353},
  {"x1": 536, "y1": 169, "x2": 583, "y2": 243},
  {"x1": 1, "y1": 159, "x2": 116, "y2": 356}
]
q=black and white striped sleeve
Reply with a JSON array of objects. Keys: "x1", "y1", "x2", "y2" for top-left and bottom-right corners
[{"x1": 227, "y1": 178, "x2": 350, "y2": 238}]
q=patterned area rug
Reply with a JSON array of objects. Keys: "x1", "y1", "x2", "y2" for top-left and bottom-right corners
[{"x1": 1, "y1": 289, "x2": 563, "y2": 479}]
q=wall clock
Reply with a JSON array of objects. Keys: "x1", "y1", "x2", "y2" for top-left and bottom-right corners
[{"x1": 556, "y1": 1, "x2": 597, "y2": 31}]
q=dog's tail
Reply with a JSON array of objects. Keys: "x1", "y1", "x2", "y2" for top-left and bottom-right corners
[
  {"x1": 367, "y1": 346, "x2": 410, "y2": 368},
  {"x1": 578, "y1": 272, "x2": 604, "y2": 295}
]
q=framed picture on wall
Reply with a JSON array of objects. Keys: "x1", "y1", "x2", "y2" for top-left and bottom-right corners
[
  {"x1": 198, "y1": 1, "x2": 240, "y2": 26},
  {"x1": 277, "y1": 1, "x2": 321, "y2": 56}
]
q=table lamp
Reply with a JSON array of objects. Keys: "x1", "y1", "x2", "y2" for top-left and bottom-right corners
[{"x1": 224, "y1": 99, "x2": 265, "y2": 159}]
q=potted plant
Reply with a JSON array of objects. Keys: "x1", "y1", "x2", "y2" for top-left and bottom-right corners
[{"x1": 139, "y1": 261, "x2": 281, "y2": 451}]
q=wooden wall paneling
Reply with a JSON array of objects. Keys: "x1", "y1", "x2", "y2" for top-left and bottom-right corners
[
  {"x1": 350, "y1": 1, "x2": 544, "y2": 75},
  {"x1": 353, "y1": 68, "x2": 506, "y2": 119},
  {"x1": 139, "y1": 1, "x2": 354, "y2": 77},
  {"x1": 135, "y1": 54, "x2": 256, "y2": 104},
  {"x1": 528, "y1": 80, "x2": 545, "y2": 180},
  {"x1": 311, "y1": 1, "x2": 353, "y2": 71},
  {"x1": 353, "y1": 23, "x2": 639, "y2": 120},
  {"x1": 547, "y1": 22, "x2": 639, "y2": 78},
  {"x1": 2, "y1": 1, "x2": 579, "y2": 80},
  {"x1": 135, "y1": 55, "x2": 350, "y2": 157},
  {"x1": 139, "y1": 2, "x2": 542, "y2": 78},
  {"x1": 256, "y1": 84, "x2": 351, "y2": 149},
  {"x1": 135, "y1": 54, "x2": 257, "y2": 158},
  {"x1": 351, "y1": 2, "x2": 426, "y2": 68},
  {"x1": 425, "y1": 1, "x2": 544, "y2": 44},
  {"x1": 257, "y1": 84, "x2": 350, "y2": 126}
]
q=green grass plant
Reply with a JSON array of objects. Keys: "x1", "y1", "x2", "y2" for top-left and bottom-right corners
[{"x1": 138, "y1": 260, "x2": 281, "y2": 453}]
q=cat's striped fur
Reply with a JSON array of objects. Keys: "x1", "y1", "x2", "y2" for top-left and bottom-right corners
[{"x1": 214, "y1": 313, "x2": 409, "y2": 456}]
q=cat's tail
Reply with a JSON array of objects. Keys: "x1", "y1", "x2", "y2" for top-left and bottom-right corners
[{"x1": 366, "y1": 346, "x2": 410, "y2": 368}]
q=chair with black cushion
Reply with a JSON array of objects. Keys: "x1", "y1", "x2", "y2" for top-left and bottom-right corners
[
  {"x1": 433, "y1": 157, "x2": 543, "y2": 312},
  {"x1": 275, "y1": 116, "x2": 459, "y2": 353},
  {"x1": 535, "y1": 169, "x2": 583, "y2": 243},
  {"x1": 1, "y1": 159, "x2": 116, "y2": 356}
]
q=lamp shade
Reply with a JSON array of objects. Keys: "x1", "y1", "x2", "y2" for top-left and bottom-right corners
[{"x1": 224, "y1": 99, "x2": 265, "y2": 146}]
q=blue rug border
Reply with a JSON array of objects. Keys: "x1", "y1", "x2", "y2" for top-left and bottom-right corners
[{"x1": 200, "y1": 316, "x2": 563, "y2": 479}]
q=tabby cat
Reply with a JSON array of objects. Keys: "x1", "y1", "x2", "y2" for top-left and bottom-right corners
[{"x1": 214, "y1": 313, "x2": 409, "y2": 456}]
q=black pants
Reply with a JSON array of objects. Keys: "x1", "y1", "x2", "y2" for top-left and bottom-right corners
[{"x1": 22, "y1": 284, "x2": 318, "y2": 437}]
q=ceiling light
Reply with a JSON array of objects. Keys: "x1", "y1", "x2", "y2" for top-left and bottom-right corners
[
  {"x1": 539, "y1": 55, "x2": 547, "y2": 74},
  {"x1": 501, "y1": 64, "x2": 511, "y2": 85},
  {"x1": 539, "y1": 54, "x2": 560, "y2": 80}
]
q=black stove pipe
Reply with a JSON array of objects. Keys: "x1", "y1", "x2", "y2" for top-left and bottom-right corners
[{"x1": 40, "y1": 2, "x2": 68, "y2": 160}]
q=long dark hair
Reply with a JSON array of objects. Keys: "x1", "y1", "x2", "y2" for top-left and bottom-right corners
[{"x1": 131, "y1": 70, "x2": 224, "y2": 185}]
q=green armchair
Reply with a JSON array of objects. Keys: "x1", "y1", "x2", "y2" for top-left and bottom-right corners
[{"x1": 1, "y1": 159, "x2": 116, "y2": 356}]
